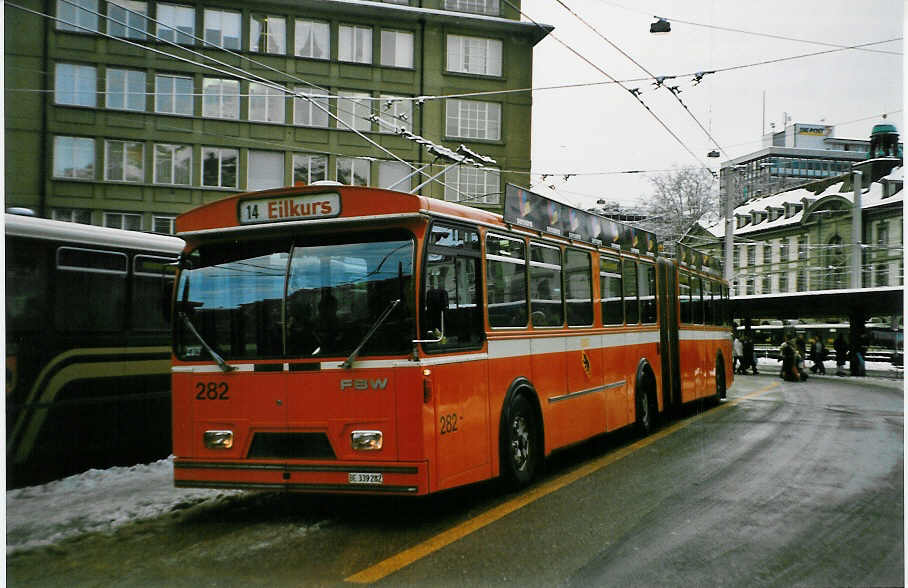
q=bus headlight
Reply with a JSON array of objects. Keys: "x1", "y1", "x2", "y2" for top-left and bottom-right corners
[
  {"x1": 203, "y1": 430, "x2": 234, "y2": 449},
  {"x1": 351, "y1": 430, "x2": 383, "y2": 451}
]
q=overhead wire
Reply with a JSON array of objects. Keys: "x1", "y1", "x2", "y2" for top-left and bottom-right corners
[
  {"x1": 594, "y1": 0, "x2": 902, "y2": 56},
  {"x1": 551, "y1": 0, "x2": 729, "y2": 158},
  {"x1": 500, "y1": 0, "x2": 715, "y2": 175}
]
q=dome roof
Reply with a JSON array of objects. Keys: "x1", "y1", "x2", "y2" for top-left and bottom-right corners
[{"x1": 871, "y1": 123, "x2": 898, "y2": 136}]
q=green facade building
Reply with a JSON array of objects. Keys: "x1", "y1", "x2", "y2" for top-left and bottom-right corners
[{"x1": 5, "y1": 0, "x2": 552, "y2": 232}]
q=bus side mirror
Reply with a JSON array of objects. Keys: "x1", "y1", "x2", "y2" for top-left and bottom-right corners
[{"x1": 413, "y1": 312, "x2": 445, "y2": 344}]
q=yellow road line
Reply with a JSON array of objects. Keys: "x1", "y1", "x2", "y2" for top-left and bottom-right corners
[{"x1": 345, "y1": 382, "x2": 779, "y2": 584}]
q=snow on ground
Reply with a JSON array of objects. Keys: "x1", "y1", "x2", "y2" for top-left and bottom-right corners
[{"x1": 5, "y1": 456, "x2": 239, "y2": 554}]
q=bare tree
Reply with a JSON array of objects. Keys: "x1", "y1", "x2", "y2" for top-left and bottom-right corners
[{"x1": 640, "y1": 167, "x2": 719, "y2": 240}]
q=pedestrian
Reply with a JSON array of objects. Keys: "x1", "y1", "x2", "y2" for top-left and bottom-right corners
[
  {"x1": 733, "y1": 335, "x2": 745, "y2": 374},
  {"x1": 779, "y1": 337, "x2": 800, "y2": 381},
  {"x1": 834, "y1": 333, "x2": 848, "y2": 376},
  {"x1": 743, "y1": 335, "x2": 758, "y2": 375},
  {"x1": 851, "y1": 335, "x2": 867, "y2": 377},
  {"x1": 809, "y1": 337, "x2": 826, "y2": 375}
]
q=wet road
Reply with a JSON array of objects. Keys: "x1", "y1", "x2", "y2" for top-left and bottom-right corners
[{"x1": 8, "y1": 374, "x2": 903, "y2": 587}]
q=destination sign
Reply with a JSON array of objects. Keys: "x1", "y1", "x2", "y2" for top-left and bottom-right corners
[
  {"x1": 238, "y1": 192, "x2": 341, "y2": 224},
  {"x1": 503, "y1": 183, "x2": 658, "y2": 255}
]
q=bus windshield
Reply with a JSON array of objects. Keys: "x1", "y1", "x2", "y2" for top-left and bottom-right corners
[{"x1": 175, "y1": 233, "x2": 414, "y2": 361}]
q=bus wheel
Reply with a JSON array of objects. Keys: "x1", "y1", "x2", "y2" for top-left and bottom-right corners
[
  {"x1": 716, "y1": 358, "x2": 727, "y2": 401},
  {"x1": 502, "y1": 394, "x2": 539, "y2": 488},
  {"x1": 635, "y1": 377, "x2": 654, "y2": 436}
]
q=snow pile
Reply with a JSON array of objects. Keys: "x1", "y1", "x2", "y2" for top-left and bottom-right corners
[{"x1": 5, "y1": 456, "x2": 239, "y2": 553}]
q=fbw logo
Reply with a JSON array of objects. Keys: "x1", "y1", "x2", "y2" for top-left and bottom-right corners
[{"x1": 340, "y1": 378, "x2": 389, "y2": 391}]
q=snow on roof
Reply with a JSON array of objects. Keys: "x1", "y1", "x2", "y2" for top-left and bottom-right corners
[{"x1": 702, "y1": 166, "x2": 902, "y2": 237}]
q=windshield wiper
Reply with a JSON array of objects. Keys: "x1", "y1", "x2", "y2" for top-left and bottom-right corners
[
  {"x1": 341, "y1": 299, "x2": 400, "y2": 369},
  {"x1": 179, "y1": 312, "x2": 236, "y2": 372}
]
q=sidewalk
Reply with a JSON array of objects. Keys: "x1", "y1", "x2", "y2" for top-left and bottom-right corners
[{"x1": 751, "y1": 357, "x2": 904, "y2": 381}]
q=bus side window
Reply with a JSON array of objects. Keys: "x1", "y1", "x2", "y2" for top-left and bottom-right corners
[
  {"x1": 565, "y1": 249, "x2": 593, "y2": 326},
  {"x1": 6, "y1": 239, "x2": 48, "y2": 333},
  {"x1": 132, "y1": 255, "x2": 178, "y2": 331},
  {"x1": 710, "y1": 281, "x2": 722, "y2": 326},
  {"x1": 622, "y1": 258, "x2": 639, "y2": 324},
  {"x1": 704, "y1": 278, "x2": 715, "y2": 325},
  {"x1": 639, "y1": 262, "x2": 657, "y2": 324},
  {"x1": 55, "y1": 247, "x2": 128, "y2": 332},
  {"x1": 691, "y1": 276, "x2": 704, "y2": 325},
  {"x1": 485, "y1": 234, "x2": 527, "y2": 328},
  {"x1": 529, "y1": 243, "x2": 563, "y2": 327},
  {"x1": 721, "y1": 284, "x2": 730, "y2": 326},
  {"x1": 600, "y1": 255, "x2": 623, "y2": 325},
  {"x1": 679, "y1": 270, "x2": 691, "y2": 324},
  {"x1": 423, "y1": 223, "x2": 483, "y2": 350}
]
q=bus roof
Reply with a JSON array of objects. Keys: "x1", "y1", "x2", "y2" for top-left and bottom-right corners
[
  {"x1": 5, "y1": 213, "x2": 184, "y2": 253},
  {"x1": 174, "y1": 185, "x2": 504, "y2": 236}
]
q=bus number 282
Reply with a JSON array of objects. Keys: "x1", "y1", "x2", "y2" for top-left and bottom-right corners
[{"x1": 196, "y1": 382, "x2": 229, "y2": 400}]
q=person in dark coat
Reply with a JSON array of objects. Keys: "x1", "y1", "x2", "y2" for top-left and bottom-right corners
[
  {"x1": 779, "y1": 337, "x2": 800, "y2": 381},
  {"x1": 834, "y1": 333, "x2": 848, "y2": 376},
  {"x1": 743, "y1": 335, "x2": 758, "y2": 375},
  {"x1": 809, "y1": 337, "x2": 826, "y2": 375}
]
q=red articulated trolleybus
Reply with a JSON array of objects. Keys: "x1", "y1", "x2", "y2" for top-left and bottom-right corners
[{"x1": 171, "y1": 182, "x2": 733, "y2": 495}]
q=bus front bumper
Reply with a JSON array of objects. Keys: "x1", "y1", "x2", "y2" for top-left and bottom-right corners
[{"x1": 173, "y1": 459, "x2": 429, "y2": 495}]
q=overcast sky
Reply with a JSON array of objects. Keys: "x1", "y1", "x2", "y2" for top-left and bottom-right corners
[{"x1": 520, "y1": 0, "x2": 904, "y2": 210}]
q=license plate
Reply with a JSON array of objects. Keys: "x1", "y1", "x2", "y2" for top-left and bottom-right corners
[{"x1": 348, "y1": 472, "x2": 383, "y2": 485}]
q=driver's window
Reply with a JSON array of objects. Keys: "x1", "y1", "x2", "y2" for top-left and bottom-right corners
[{"x1": 422, "y1": 223, "x2": 483, "y2": 352}]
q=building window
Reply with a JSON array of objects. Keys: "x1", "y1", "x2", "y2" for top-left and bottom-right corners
[
  {"x1": 446, "y1": 34, "x2": 502, "y2": 77},
  {"x1": 876, "y1": 264, "x2": 890, "y2": 287},
  {"x1": 154, "y1": 143, "x2": 192, "y2": 185},
  {"x1": 378, "y1": 160, "x2": 411, "y2": 190},
  {"x1": 155, "y1": 74, "x2": 193, "y2": 115},
  {"x1": 444, "y1": 0, "x2": 499, "y2": 15},
  {"x1": 877, "y1": 220, "x2": 889, "y2": 247},
  {"x1": 153, "y1": 215, "x2": 176, "y2": 234},
  {"x1": 294, "y1": 19, "x2": 330, "y2": 59},
  {"x1": 293, "y1": 89, "x2": 330, "y2": 127},
  {"x1": 292, "y1": 153, "x2": 328, "y2": 185},
  {"x1": 445, "y1": 99, "x2": 500, "y2": 140},
  {"x1": 444, "y1": 166, "x2": 500, "y2": 203},
  {"x1": 248, "y1": 82, "x2": 286, "y2": 123},
  {"x1": 339, "y1": 25, "x2": 372, "y2": 64},
  {"x1": 157, "y1": 3, "x2": 195, "y2": 44},
  {"x1": 55, "y1": 63, "x2": 96, "y2": 107},
  {"x1": 337, "y1": 157, "x2": 371, "y2": 186},
  {"x1": 380, "y1": 30, "x2": 413, "y2": 68},
  {"x1": 105, "y1": 140, "x2": 144, "y2": 183},
  {"x1": 108, "y1": 0, "x2": 147, "y2": 39},
  {"x1": 52, "y1": 208, "x2": 92, "y2": 224},
  {"x1": 746, "y1": 244, "x2": 756, "y2": 268},
  {"x1": 762, "y1": 244, "x2": 772, "y2": 293},
  {"x1": 106, "y1": 68, "x2": 145, "y2": 111},
  {"x1": 56, "y1": 0, "x2": 98, "y2": 32},
  {"x1": 247, "y1": 150, "x2": 285, "y2": 191},
  {"x1": 202, "y1": 78, "x2": 240, "y2": 119},
  {"x1": 250, "y1": 15, "x2": 286, "y2": 54},
  {"x1": 337, "y1": 91, "x2": 373, "y2": 132},
  {"x1": 201, "y1": 147, "x2": 238, "y2": 188},
  {"x1": 53, "y1": 136, "x2": 95, "y2": 179},
  {"x1": 378, "y1": 95, "x2": 412, "y2": 134},
  {"x1": 204, "y1": 9, "x2": 241, "y2": 50},
  {"x1": 104, "y1": 212, "x2": 142, "y2": 231}
]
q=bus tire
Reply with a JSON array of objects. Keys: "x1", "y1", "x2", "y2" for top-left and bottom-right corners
[
  {"x1": 715, "y1": 356, "x2": 727, "y2": 401},
  {"x1": 635, "y1": 369, "x2": 655, "y2": 436},
  {"x1": 501, "y1": 393, "x2": 539, "y2": 489}
]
